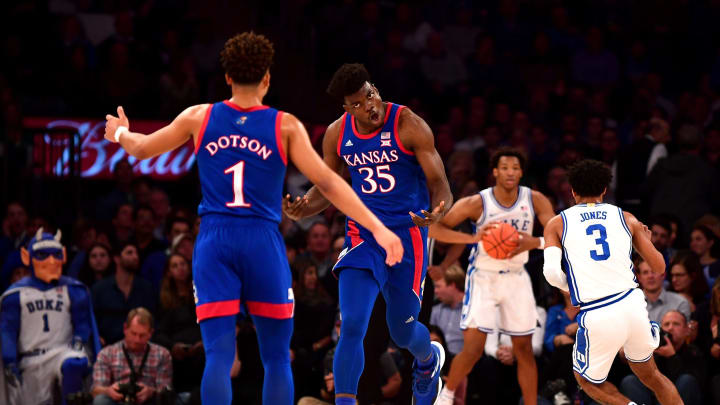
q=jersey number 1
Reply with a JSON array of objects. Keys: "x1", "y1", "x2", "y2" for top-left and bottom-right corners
[
  {"x1": 225, "y1": 160, "x2": 251, "y2": 208},
  {"x1": 42, "y1": 313, "x2": 49, "y2": 332},
  {"x1": 586, "y1": 224, "x2": 610, "y2": 261}
]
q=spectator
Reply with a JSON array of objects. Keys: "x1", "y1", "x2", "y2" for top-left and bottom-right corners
[
  {"x1": 616, "y1": 118, "x2": 669, "y2": 215},
  {"x1": 149, "y1": 188, "x2": 172, "y2": 241},
  {"x1": 96, "y1": 160, "x2": 134, "y2": 221},
  {"x1": 420, "y1": 32, "x2": 467, "y2": 89},
  {"x1": 292, "y1": 259, "x2": 335, "y2": 398},
  {"x1": 708, "y1": 281, "x2": 720, "y2": 404},
  {"x1": 636, "y1": 258, "x2": 691, "y2": 323},
  {"x1": 430, "y1": 264, "x2": 465, "y2": 356},
  {"x1": 153, "y1": 254, "x2": 202, "y2": 395},
  {"x1": 620, "y1": 310, "x2": 706, "y2": 405},
  {"x1": 644, "y1": 127, "x2": 720, "y2": 229},
  {"x1": 648, "y1": 216, "x2": 673, "y2": 268},
  {"x1": 91, "y1": 308, "x2": 178, "y2": 405},
  {"x1": 669, "y1": 251, "x2": 709, "y2": 313},
  {"x1": 133, "y1": 205, "x2": 167, "y2": 264},
  {"x1": 0, "y1": 202, "x2": 28, "y2": 264},
  {"x1": 542, "y1": 290, "x2": 579, "y2": 400},
  {"x1": 170, "y1": 233, "x2": 194, "y2": 263},
  {"x1": 570, "y1": 26, "x2": 619, "y2": 86},
  {"x1": 165, "y1": 217, "x2": 191, "y2": 251},
  {"x1": 92, "y1": 241, "x2": 157, "y2": 344},
  {"x1": 111, "y1": 203, "x2": 134, "y2": 247},
  {"x1": 78, "y1": 242, "x2": 115, "y2": 288},
  {"x1": 689, "y1": 225, "x2": 720, "y2": 287},
  {"x1": 301, "y1": 222, "x2": 333, "y2": 279}
]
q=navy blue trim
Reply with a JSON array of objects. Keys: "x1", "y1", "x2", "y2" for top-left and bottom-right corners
[
  {"x1": 626, "y1": 353, "x2": 652, "y2": 363},
  {"x1": 579, "y1": 289, "x2": 634, "y2": 313},
  {"x1": 489, "y1": 187, "x2": 523, "y2": 211},
  {"x1": 499, "y1": 327, "x2": 535, "y2": 336}
]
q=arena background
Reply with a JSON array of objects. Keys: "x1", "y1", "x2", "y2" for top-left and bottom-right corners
[{"x1": 1, "y1": 1, "x2": 720, "y2": 404}]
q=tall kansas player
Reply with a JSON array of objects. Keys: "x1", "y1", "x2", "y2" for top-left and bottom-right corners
[
  {"x1": 430, "y1": 147, "x2": 555, "y2": 405},
  {"x1": 283, "y1": 63, "x2": 453, "y2": 405},
  {"x1": 103, "y1": 33, "x2": 402, "y2": 405},
  {"x1": 543, "y1": 159, "x2": 681, "y2": 405}
]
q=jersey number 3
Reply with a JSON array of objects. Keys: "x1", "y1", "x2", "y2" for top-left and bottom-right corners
[
  {"x1": 224, "y1": 160, "x2": 251, "y2": 208},
  {"x1": 586, "y1": 224, "x2": 610, "y2": 261},
  {"x1": 358, "y1": 165, "x2": 396, "y2": 193}
]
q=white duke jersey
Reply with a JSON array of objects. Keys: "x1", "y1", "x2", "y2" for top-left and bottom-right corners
[
  {"x1": 17, "y1": 285, "x2": 72, "y2": 353},
  {"x1": 470, "y1": 186, "x2": 534, "y2": 272},
  {"x1": 561, "y1": 203, "x2": 637, "y2": 307}
]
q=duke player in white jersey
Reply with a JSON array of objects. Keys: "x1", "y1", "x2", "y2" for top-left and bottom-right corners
[
  {"x1": 430, "y1": 147, "x2": 555, "y2": 405},
  {"x1": 543, "y1": 159, "x2": 682, "y2": 405}
]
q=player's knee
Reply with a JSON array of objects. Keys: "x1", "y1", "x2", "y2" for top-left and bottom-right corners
[
  {"x1": 511, "y1": 336, "x2": 534, "y2": 355},
  {"x1": 61, "y1": 357, "x2": 89, "y2": 377},
  {"x1": 339, "y1": 316, "x2": 367, "y2": 340}
]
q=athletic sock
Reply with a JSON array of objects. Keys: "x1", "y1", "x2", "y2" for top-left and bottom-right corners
[
  {"x1": 336, "y1": 397, "x2": 356, "y2": 405},
  {"x1": 417, "y1": 350, "x2": 435, "y2": 370}
]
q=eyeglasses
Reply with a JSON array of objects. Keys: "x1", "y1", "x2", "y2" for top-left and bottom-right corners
[{"x1": 33, "y1": 251, "x2": 63, "y2": 260}]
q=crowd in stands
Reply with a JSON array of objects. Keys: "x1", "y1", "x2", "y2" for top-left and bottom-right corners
[{"x1": 2, "y1": 0, "x2": 720, "y2": 404}]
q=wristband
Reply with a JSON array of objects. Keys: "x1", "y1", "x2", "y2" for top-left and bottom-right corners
[
  {"x1": 538, "y1": 237, "x2": 545, "y2": 250},
  {"x1": 114, "y1": 126, "x2": 128, "y2": 143}
]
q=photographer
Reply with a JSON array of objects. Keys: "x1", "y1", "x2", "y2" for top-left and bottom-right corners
[
  {"x1": 620, "y1": 310, "x2": 707, "y2": 405},
  {"x1": 92, "y1": 307, "x2": 173, "y2": 404}
]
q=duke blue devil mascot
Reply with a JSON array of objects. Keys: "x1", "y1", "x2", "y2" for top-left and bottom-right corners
[{"x1": 0, "y1": 228, "x2": 101, "y2": 404}]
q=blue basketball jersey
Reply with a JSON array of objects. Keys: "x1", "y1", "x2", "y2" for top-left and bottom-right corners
[
  {"x1": 195, "y1": 101, "x2": 287, "y2": 222},
  {"x1": 337, "y1": 103, "x2": 429, "y2": 228}
]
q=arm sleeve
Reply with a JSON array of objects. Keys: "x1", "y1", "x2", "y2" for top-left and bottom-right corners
[
  {"x1": 543, "y1": 247, "x2": 569, "y2": 292},
  {"x1": 68, "y1": 285, "x2": 92, "y2": 344},
  {"x1": 0, "y1": 292, "x2": 21, "y2": 366}
]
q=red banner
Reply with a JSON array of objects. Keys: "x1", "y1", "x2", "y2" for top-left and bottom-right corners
[{"x1": 23, "y1": 117, "x2": 196, "y2": 180}]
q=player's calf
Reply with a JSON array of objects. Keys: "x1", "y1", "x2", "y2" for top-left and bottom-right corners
[{"x1": 627, "y1": 358, "x2": 683, "y2": 405}]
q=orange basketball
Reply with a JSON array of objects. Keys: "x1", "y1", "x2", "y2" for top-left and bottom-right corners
[{"x1": 481, "y1": 222, "x2": 519, "y2": 260}]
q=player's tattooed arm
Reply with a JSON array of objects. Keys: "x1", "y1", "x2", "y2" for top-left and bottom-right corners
[
  {"x1": 104, "y1": 105, "x2": 207, "y2": 159},
  {"x1": 399, "y1": 108, "x2": 453, "y2": 226},
  {"x1": 625, "y1": 211, "x2": 666, "y2": 275},
  {"x1": 283, "y1": 118, "x2": 344, "y2": 220}
]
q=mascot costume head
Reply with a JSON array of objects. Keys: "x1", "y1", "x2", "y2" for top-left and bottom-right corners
[{"x1": 20, "y1": 228, "x2": 66, "y2": 284}]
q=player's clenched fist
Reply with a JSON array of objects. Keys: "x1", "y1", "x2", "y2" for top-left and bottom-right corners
[{"x1": 372, "y1": 228, "x2": 404, "y2": 266}]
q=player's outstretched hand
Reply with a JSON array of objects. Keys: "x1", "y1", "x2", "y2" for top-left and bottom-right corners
[
  {"x1": 283, "y1": 194, "x2": 308, "y2": 221},
  {"x1": 104, "y1": 106, "x2": 130, "y2": 143},
  {"x1": 507, "y1": 231, "x2": 538, "y2": 258},
  {"x1": 373, "y1": 227, "x2": 404, "y2": 266},
  {"x1": 409, "y1": 201, "x2": 446, "y2": 227}
]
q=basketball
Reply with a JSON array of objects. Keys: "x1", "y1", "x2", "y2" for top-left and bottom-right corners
[{"x1": 481, "y1": 222, "x2": 519, "y2": 260}]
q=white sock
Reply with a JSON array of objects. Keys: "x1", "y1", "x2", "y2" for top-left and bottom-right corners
[
  {"x1": 440, "y1": 387, "x2": 454, "y2": 398},
  {"x1": 628, "y1": 402, "x2": 637, "y2": 405}
]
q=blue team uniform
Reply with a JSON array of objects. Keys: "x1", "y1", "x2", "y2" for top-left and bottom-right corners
[
  {"x1": 193, "y1": 100, "x2": 293, "y2": 322},
  {"x1": 331, "y1": 102, "x2": 439, "y2": 399},
  {"x1": 334, "y1": 102, "x2": 430, "y2": 299}
]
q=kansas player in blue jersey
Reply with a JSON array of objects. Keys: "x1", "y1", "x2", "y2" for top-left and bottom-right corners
[
  {"x1": 103, "y1": 33, "x2": 403, "y2": 405},
  {"x1": 283, "y1": 63, "x2": 454, "y2": 405}
]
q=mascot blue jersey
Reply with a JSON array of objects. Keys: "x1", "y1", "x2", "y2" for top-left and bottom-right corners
[
  {"x1": 337, "y1": 103, "x2": 429, "y2": 229},
  {"x1": 195, "y1": 100, "x2": 287, "y2": 222}
]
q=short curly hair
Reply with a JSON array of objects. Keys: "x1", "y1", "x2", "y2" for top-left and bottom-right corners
[
  {"x1": 489, "y1": 146, "x2": 526, "y2": 171},
  {"x1": 567, "y1": 159, "x2": 613, "y2": 197},
  {"x1": 220, "y1": 32, "x2": 274, "y2": 85},
  {"x1": 327, "y1": 63, "x2": 371, "y2": 102}
]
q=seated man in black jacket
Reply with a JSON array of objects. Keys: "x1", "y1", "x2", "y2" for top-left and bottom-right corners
[{"x1": 620, "y1": 310, "x2": 706, "y2": 405}]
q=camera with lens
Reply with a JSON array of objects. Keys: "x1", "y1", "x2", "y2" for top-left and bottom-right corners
[{"x1": 117, "y1": 381, "x2": 141, "y2": 404}]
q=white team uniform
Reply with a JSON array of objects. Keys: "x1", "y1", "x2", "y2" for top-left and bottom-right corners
[
  {"x1": 561, "y1": 203, "x2": 659, "y2": 383},
  {"x1": 461, "y1": 186, "x2": 538, "y2": 335},
  {"x1": 3, "y1": 285, "x2": 87, "y2": 405}
]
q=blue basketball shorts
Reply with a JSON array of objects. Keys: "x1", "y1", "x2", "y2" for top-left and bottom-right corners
[
  {"x1": 192, "y1": 214, "x2": 294, "y2": 322},
  {"x1": 333, "y1": 220, "x2": 428, "y2": 301}
]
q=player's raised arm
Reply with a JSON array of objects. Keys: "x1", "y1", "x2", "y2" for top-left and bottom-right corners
[
  {"x1": 283, "y1": 112, "x2": 403, "y2": 265},
  {"x1": 542, "y1": 215, "x2": 569, "y2": 292},
  {"x1": 428, "y1": 195, "x2": 484, "y2": 244},
  {"x1": 104, "y1": 104, "x2": 207, "y2": 159},
  {"x1": 400, "y1": 108, "x2": 453, "y2": 226},
  {"x1": 282, "y1": 118, "x2": 344, "y2": 220},
  {"x1": 624, "y1": 211, "x2": 666, "y2": 275}
]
